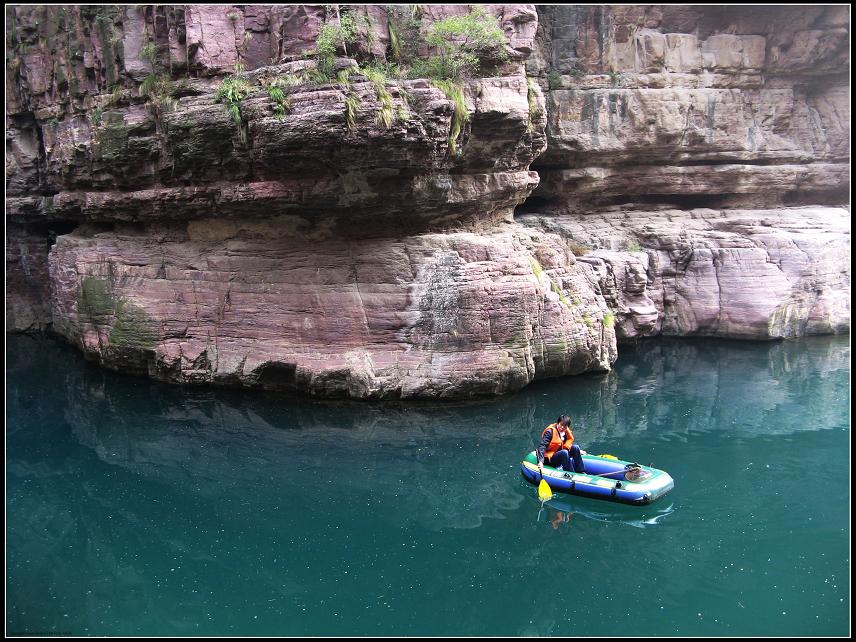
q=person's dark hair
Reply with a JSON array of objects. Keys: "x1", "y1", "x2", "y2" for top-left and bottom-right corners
[{"x1": 557, "y1": 414, "x2": 571, "y2": 426}]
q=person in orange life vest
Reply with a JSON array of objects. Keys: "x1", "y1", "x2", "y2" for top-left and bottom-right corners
[{"x1": 536, "y1": 414, "x2": 587, "y2": 474}]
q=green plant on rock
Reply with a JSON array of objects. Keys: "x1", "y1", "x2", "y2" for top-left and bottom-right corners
[
  {"x1": 547, "y1": 70, "x2": 562, "y2": 89},
  {"x1": 429, "y1": 78, "x2": 468, "y2": 156},
  {"x1": 375, "y1": 100, "x2": 395, "y2": 128},
  {"x1": 387, "y1": 12, "x2": 402, "y2": 61},
  {"x1": 141, "y1": 41, "x2": 158, "y2": 67},
  {"x1": 279, "y1": 73, "x2": 305, "y2": 88},
  {"x1": 266, "y1": 84, "x2": 292, "y2": 120},
  {"x1": 315, "y1": 10, "x2": 360, "y2": 79},
  {"x1": 420, "y1": 6, "x2": 509, "y2": 80},
  {"x1": 334, "y1": 68, "x2": 352, "y2": 90},
  {"x1": 78, "y1": 276, "x2": 114, "y2": 323},
  {"x1": 551, "y1": 281, "x2": 572, "y2": 309},
  {"x1": 624, "y1": 239, "x2": 643, "y2": 252},
  {"x1": 107, "y1": 83, "x2": 123, "y2": 106},
  {"x1": 215, "y1": 65, "x2": 253, "y2": 141},
  {"x1": 361, "y1": 63, "x2": 400, "y2": 129},
  {"x1": 359, "y1": 11, "x2": 376, "y2": 51},
  {"x1": 526, "y1": 77, "x2": 542, "y2": 132},
  {"x1": 89, "y1": 107, "x2": 103, "y2": 126},
  {"x1": 385, "y1": 4, "x2": 423, "y2": 65},
  {"x1": 77, "y1": 264, "x2": 159, "y2": 352},
  {"x1": 140, "y1": 73, "x2": 176, "y2": 116},
  {"x1": 528, "y1": 256, "x2": 544, "y2": 281},
  {"x1": 109, "y1": 300, "x2": 159, "y2": 350},
  {"x1": 260, "y1": 72, "x2": 303, "y2": 89},
  {"x1": 344, "y1": 92, "x2": 361, "y2": 131},
  {"x1": 397, "y1": 82, "x2": 415, "y2": 111},
  {"x1": 302, "y1": 66, "x2": 334, "y2": 85}
]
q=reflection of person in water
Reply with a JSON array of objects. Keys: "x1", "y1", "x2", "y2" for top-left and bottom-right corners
[{"x1": 550, "y1": 511, "x2": 572, "y2": 529}]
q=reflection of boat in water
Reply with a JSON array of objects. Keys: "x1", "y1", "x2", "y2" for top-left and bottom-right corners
[
  {"x1": 521, "y1": 451, "x2": 674, "y2": 505},
  {"x1": 533, "y1": 495, "x2": 677, "y2": 529}
]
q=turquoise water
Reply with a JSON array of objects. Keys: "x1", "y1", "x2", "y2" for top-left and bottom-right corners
[{"x1": 6, "y1": 334, "x2": 850, "y2": 636}]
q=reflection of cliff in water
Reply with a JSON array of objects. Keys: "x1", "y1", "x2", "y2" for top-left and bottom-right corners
[
  {"x1": 10, "y1": 337, "x2": 549, "y2": 532},
  {"x1": 8, "y1": 335, "x2": 850, "y2": 535},
  {"x1": 7, "y1": 334, "x2": 850, "y2": 636},
  {"x1": 62, "y1": 383, "x2": 532, "y2": 532},
  {"x1": 603, "y1": 337, "x2": 851, "y2": 439}
]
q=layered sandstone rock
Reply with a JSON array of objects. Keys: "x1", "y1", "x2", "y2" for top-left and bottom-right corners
[
  {"x1": 5, "y1": 5, "x2": 850, "y2": 398},
  {"x1": 530, "y1": 5, "x2": 849, "y2": 207},
  {"x1": 524, "y1": 5, "x2": 850, "y2": 341},
  {"x1": 48, "y1": 220, "x2": 615, "y2": 398},
  {"x1": 10, "y1": 71, "x2": 542, "y2": 226},
  {"x1": 519, "y1": 207, "x2": 850, "y2": 340},
  {"x1": 7, "y1": 4, "x2": 622, "y2": 398}
]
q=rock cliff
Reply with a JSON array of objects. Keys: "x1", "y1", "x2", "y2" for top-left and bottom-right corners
[
  {"x1": 7, "y1": 4, "x2": 617, "y2": 398},
  {"x1": 5, "y1": 5, "x2": 850, "y2": 398},
  {"x1": 524, "y1": 5, "x2": 850, "y2": 341}
]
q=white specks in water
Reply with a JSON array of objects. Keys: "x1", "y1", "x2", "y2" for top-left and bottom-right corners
[{"x1": 6, "y1": 336, "x2": 851, "y2": 636}]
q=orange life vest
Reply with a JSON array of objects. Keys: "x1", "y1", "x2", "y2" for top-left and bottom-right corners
[{"x1": 542, "y1": 423, "x2": 574, "y2": 461}]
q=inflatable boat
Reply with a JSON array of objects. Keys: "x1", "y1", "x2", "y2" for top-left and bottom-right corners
[{"x1": 521, "y1": 451, "x2": 674, "y2": 505}]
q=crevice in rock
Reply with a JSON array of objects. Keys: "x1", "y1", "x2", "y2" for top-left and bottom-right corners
[
  {"x1": 256, "y1": 362, "x2": 298, "y2": 390},
  {"x1": 43, "y1": 220, "x2": 80, "y2": 250},
  {"x1": 514, "y1": 194, "x2": 554, "y2": 216}
]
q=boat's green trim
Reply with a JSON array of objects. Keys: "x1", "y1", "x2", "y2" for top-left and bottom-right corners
[{"x1": 522, "y1": 451, "x2": 666, "y2": 486}]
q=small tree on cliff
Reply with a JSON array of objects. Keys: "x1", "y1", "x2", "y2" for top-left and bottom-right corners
[
  {"x1": 405, "y1": 7, "x2": 509, "y2": 156},
  {"x1": 139, "y1": 34, "x2": 176, "y2": 127},
  {"x1": 408, "y1": 6, "x2": 509, "y2": 80},
  {"x1": 315, "y1": 9, "x2": 360, "y2": 79}
]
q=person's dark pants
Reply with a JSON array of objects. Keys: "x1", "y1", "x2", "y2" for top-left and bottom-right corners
[{"x1": 547, "y1": 446, "x2": 585, "y2": 473}]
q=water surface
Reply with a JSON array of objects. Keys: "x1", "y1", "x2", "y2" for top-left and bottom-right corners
[{"x1": 6, "y1": 335, "x2": 850, "y2": 636}]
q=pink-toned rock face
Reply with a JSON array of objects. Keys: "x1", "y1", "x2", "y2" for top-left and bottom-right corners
[
  {"x1": 533, "y1": 5, "x2": 850, "y2": 209},
  {"x1": 9, "y1": 73, "x2": 542, "y2": 226},
  {"x1": 8, "y1": 4, "x2": 618, "y2": 400},
  {"x1": 525, "y1": 5, "x2": 849, "y2": 342},
  {"x1": 48, "y1": 222, "x2": 616, "y2": 398},
  {"x1": 519, "y1": 207, "x2": 850, "y2": 341},
  {"x1": 185, "y1": 6, "x2": 241, "y2": 75},
  {"x1": 5, "y1": 4, "x2": 850, "y2": 398}
]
